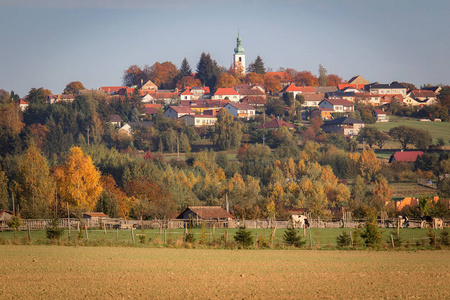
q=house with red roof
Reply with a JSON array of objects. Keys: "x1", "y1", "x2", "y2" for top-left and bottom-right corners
[
  {"x1": 18, "y1": 99, "x2": 29, "y2": 111},
  {"x1": 389, "y1": 151, "x2": 424, "y2": 163},
  {"x1": 303, "y1": 93, "x2": 325, "y2": 107},
  {"x1": 318, "y1": 99, "x2": 354, "y2": 113},
  {"x1": 100, "y1": 86, "x2": 127, "y2": 95},
  {"x1": 372, "y1": 109, "x2": 389, "y2": 122},
  {"x1": 278, "y1": 84, "x2": 315, "y2": 98},
  {"x1": 257, "y1": 119, "x2": 295, "y2": 130},
  {"x1": 176, "y1": 206, "x2": 235, "y2": 221},
  {"x1": 163, "y1": 106, "x2": 195, "y2": 119},
  {"x1": 224, "y1": 102, "x2": 256, "y2": 120},
  {"x1": 212, "y1": 88, "x2": 240, "y2": 102}
]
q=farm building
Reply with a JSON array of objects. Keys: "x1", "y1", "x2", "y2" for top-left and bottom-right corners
[
  {"x1": 176, "y1": 206, "x2": 235, "y2": 221},
  {"x1": 83, "y1": 212, "x2": 109, "y2": 227},
  {"x1": 389, "y1": 151, "x2": 424, "y2": 163},
  {"x1": 0, "y1": 210, "x2": 13, "y2": 221}
]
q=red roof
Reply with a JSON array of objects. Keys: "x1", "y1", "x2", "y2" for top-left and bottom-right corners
[
  {"x1": 176, "y1": 206, "x2": 234, "y2": 220},
  {"x1": 145, "y1": 107, "x2": 159, "y2": 115},
  {"x1": 227, "y1": 103, "x2": 255, "y2": 110},
  {"x1": 390, "y1": 151, "x2": 424, "y2": 163},
  {"x1": 19, "y1": 99, "x2": 28, "y2": 105},
  {"x1": 214, "y1": 88, "x2": 240, "y2": 96},
  {"x1": 83, "y1": 212, "x2": 108, "y2": 218},
  {"x1": 373, "y1": 109, "x2": 386, "y2": 115},
  {"x1": 411, "y1": 90, "x2": 436, "y2": 98},
  {"x1": 144, "y1": 103, "x2": 161, "y2": 108},
  {"x1": 100, "y1": 86, "x2": 127, "y2": 93},
  {"x1": 338, "y1": 84, "x2": 365, "y2": 90},
  {"x1": 324, "y1": 99, "x2": 354, "y2": 106},
  {"x1": 257, "y1": 119, "x2": 295, "y2": 129},
  {"x1": 169, "y1": 106, "x2": 195, "y2": 114}
]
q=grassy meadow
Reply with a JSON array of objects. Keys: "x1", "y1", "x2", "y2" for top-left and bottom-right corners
[
  {"x1": 1, "y1": 245, "x2": 449, "y2": 299},
  {"x1": 0, "y1": 227, "x2": 444, "y2": 249}
]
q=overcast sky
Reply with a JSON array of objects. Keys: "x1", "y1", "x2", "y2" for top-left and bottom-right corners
[{"x1": 1, "y1": 0, "x2": 449, "y2": 97}]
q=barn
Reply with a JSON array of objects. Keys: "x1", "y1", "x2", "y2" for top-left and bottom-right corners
[
  {"x1": 176, "y1": 206, "x2": 235, "y2": 224},
  {"x1": 83, "y1": 212, "x2": 109, "y2": 227}
]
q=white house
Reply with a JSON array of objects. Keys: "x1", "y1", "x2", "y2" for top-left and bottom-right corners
[
  {"x1": 372, "y1": 109, "x2": 389, "y2": 122},
  {"x1": 368, "y1": 81, "x2": 407, "y2": 97},
  {"x1": 180, "y1": 114, "x2": 217, "y2": 127},
  {"x1": 212, "y1": 88, "x2": 240, "y2": 102},
  {"x1": 224, "y1": 103, "x2": 255, "y2": 120}
]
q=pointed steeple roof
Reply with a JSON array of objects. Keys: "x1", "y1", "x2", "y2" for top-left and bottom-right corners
[{"x1": 234, "y1": 32, "x2": 244, "y2": 55}]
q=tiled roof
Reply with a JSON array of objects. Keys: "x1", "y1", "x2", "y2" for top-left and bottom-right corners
[
  {"x1": 411, "y1": 90, "x2": 436, "y2": 98},
  {"x1": 177, "y1": 206, "x2": 235, "y2": 219},
  {"x1": 109, "y1": 114, "x2": 123, "y2": 122},
  {"x1": 169, "y1": 106, "x2": 195, "y2": 114},
  {"x1": 373, "y1": 109, "x2": 386, "y2": 115},
  {"x1": 145, "y1": 107, "x2": 159, "y2": 115},
  {"x1": 257, "y1": 119, "x2": 295, "y2": 129},
  {"x1": 100, "y1": 86, "x2": 127, "y2": 93},
  {"x1": 241, "y1": 96, "x2": 267, "y2": 105},
  {"x1": 182, "y1": 114, "x2": 217, "y2": 119},
  {"x1": 227, "y1": 102, "x2": 255, "y2": 110},
  {"x1": 303, "y1": 93, "x2": 325, "y2": 102},
  {"x1": 323, "y1": 117, "x2": 364, "y2": 125},
  {"x1": 214, "y1": 88, "x2": 240, "y2": 96},
  {"x1": 323, "y1": 99, "x2": 354, "y2": 106},
  {"x1": 84, "y1": 212, "x2": 108, "y2": 218},
  {"x1": 390, "y1": 151, "x2": 424, "y2": 163},
  {"x1": 369, "y1": 81, "x2": 406, "y2": 89},
  {"x1": 180, "y1": 99, "x2": 229, "y2": 108}
]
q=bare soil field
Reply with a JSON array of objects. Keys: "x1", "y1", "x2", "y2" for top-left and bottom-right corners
[{"x1": 1, "y1": 245, "x2": 449, "y2": 299}]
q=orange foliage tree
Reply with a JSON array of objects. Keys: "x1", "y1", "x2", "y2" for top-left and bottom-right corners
[
  {"x1": 326, "y1": 74, "x2": 344, "y2": 86},
  {"x1": 214, "y1": 73, "x2": 238, "y2": 90},
  {"x1": 99, "y1": 174, "x2": 133, "y2": 218},
  {"x1": 176, "y1": 76, "x2": 202, "y2": 89},
  {"x1": 243, "y1": 72, "x2": 264, "y2": 85},
  {"x1": 148, "y1": 61, "x2": 180, "y2": 89},
  {"x1": 294, "y1": 71, "x2": 319, "y2": 86},
  {"x1": 264, "y1": 74, "x2": 282, "y2": 94},
  {"x1": 53, "y1": 146, "x2": 102, "y2": 215}
]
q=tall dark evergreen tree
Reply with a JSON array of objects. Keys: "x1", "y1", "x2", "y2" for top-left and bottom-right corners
[
  {"x1": 196, "y1": 52, "x2": 221, "y2": 90},
  {"x1": 180, "y1": 58, "x2": 192, "y2": 77},
  {"x1": 247, "y1": 55, "x2": 266, "y2": 74}
]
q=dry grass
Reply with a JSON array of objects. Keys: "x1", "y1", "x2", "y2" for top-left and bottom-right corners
[{"x1": 1, "y1": 245, "x2": 449, "y2": 299}]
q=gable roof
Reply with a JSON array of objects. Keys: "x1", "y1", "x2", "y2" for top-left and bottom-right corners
[
  {"x1": 141, "y1": 80, "x2": 158, "y2": 91},
  {"x1": 226, "y1": 102, "x2": 255, "y2": 110},
  {"x1": 257, "y1": 119, "x2": 295, "y2": 129},
  {"x1": 348, "y1": 75, "x2": 369, "y2": 85},
  {"x1": 109, "y1": 114, "x2": 123, "y2": 123},
  {"x1": 214, "y1": 88, "x2": 240, "y2": 96},
  {"x1": 389, "y1": 151, "x2": 424, "y2": 163},
  {"x1": 83, "y1": 212, "x2": 108, "y2": 218},
  {"x1": 322, "y1": 99, "x2": 354, "y2": 106},
  {"x1": 168, "y1": 106, "x2": 195, "y2": 114},
  {"x1": 303, "y1": 93, "x2": 325, "y2": 102},
  {"x1": 410, "y1": 90, "x2": 437, "y2": 98},
  {"x1": 368, "y1": 81, "x2": 406, "y2": 90},
  {"x1": 314, "y1": 86, "x2": 338, "y2": 93},
  {"x1": 176, "y1": 206, "x2": 235, "y2": 219},
  {"x1": 100, "y1": 86, "x2": 127, "y2": 94},
  {"x1": 337, "y1": 84, "x2": 365, "y2": 90},
  {"x1": 373, "y1": 109, "x2": 387, "y2": 115},
  {"x1": 323, "y1": 117, "x2": 364, "y2": 125}
]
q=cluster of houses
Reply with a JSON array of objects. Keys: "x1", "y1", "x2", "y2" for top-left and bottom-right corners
[{"x1": 15, "y1": 72, "x2": 442, "y2": 138}]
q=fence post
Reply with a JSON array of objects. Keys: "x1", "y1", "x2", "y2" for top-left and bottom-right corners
[
  {"x1": 350, "y1": 231, "x2": 354, "y2": 247},
  {"x1": 164, "y1": 229, "x2": 167, "y2": 244},
  {"x1": 255, "y1": 232, "x2": 259, "y2": 248},
  {"x1": 309, "y1": 230, "x2": 312, "y2": 249},
  {"x1": 27, "y1": 223, "x2": 31, "y2": 241},
  {"x1": 85, "y1": 224, "x2": 89, "y2": 241},
  {"x1": 116, "y1": 228, "x2": 119, "y2": 242},
  {"x1": 225, "y1": 230, "x2": 228, "y2": 244},
  {"x1": 104, "y1": 226, "x2": 106, "y2": 235},
  {"x1": 131, "y1": 226, "x2": 135, "y2": 243}
]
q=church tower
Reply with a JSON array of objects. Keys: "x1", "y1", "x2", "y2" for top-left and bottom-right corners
[{"x1": 233, "y1": 32, "x2": 245, "y2": 76}]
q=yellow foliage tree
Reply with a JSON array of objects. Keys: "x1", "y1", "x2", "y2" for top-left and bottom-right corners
[
  {"x1": 54, "y1": 146, "x2": 102, "y2": 215},
  {"x1": 358, "y1": 147, "x2": 381, "y2": 182}
]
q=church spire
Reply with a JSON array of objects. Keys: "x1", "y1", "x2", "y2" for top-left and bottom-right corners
[{"x1": 234, "y1": 31, "x2": 244, "y2": 55}]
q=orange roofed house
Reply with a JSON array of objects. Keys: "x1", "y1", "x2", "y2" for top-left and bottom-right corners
[{"x1": 212, "y1": 88, "x2": 241, "y2": 102}]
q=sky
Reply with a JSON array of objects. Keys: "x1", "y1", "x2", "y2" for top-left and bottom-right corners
[{"x1": 0, "y1": 0, "x2": 449, "y2": 97}]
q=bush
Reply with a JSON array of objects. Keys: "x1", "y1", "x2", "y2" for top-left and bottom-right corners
[
  {"x1": 283, "y1": 226, "x2": 306, "y2": 247},
  {"x1": 361, "y1": 216, "x2": 382, "y2": 248},
  {"x1": 336, "y1": 230, "x2": 352, "y2": 247},
  {"x1": 428, "y1": 229, "x2": 437, "y2": 246},
  {"x1": 184, "y1": 232, "x2": 196, "y2": 243},
  {"x1": 440, "y1": 229, "x2": 449, "y2": 246},
  {"x1": 46, "y1": 218, "x2": 65, "y2": 240},
  {"x1": 234, "y1": 226, "x2": 253, "y2": 247},
  {"x1": 387, "y1": 232, "x2": 403, "y2": 248}
]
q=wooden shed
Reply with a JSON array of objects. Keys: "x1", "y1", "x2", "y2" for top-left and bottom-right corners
[
  {"x1": 176, "y1": 206, "x2": 234, "y2": 221},
  {"x1": 0, "y1": 210, "x2": 13, "y2": 222},
  {"x1": 83, "y1": 212, "x2": 109, "y2": 227}
]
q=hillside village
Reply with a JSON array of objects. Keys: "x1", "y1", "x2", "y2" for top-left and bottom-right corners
[{"x1": 1, "y1": 34, "x2": 450, "y2": 224}]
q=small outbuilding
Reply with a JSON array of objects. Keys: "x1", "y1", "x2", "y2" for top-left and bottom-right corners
[
  {"x1": 389, "y1": 151, "x2": 424, "y2": 163},
  {"x1": 83, "y1": 212, "x2": 109, "y2": 227},
  {"x1": 0, "y1": 210, "x2": 13, "y2": 222},
  {"x1": 176, "y1": 206, "x2": 234, "y2": 221}
]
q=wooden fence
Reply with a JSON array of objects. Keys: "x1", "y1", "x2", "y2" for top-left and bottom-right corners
[{"x1": 0, "y1": 217, "x2": 439, "y2": 231}]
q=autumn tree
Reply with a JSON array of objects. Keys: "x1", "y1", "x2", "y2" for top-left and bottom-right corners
[
  {"x1": 264, "y1": 74, "x2": 282, "y2": 95},
  {"x1": 214, "y1": 72, "x2": 238, "y2": 90},
  {"x1": 389, "y1": 126, "x2": 432, "y2": 150},
  {"x1": 17, "y1": 143, "x2": 55, "y2": 218},
  {"x1": 370, "y1": 175, "x2": 393, "y2": 211},
  {"x1": 0, "y1": 163, "x2": 9, "y2": 210},
  {"x1": 148, "y1": 61, "x2": 180, "y2": 89},
  {"x1": 123, "y1": 65, "x2": 144, "y2": 86},
  {"x1": 247, "y1": 55, "x2": 266, "y2": 74},
  {"x1": 318, "y1": 64, "x2": 327, "y2": 86},
  {"x1": 213, "y1": 108, "x2": 242, "y2": 150},
  {"x1": 26, "y1": 87, "x2": 52, "y2": 104},
  {"x1": 63, "y1": 81, "x2": 85, "y2": 95},
  {"x1": 180, "y1": 57, "x2": 192, "y2": 77},
  {"x1": 53, "y1": 146, "x2": 103, "y2": 215},
  {"x1": 243, "y1": 72, "x2": 265, "y2": 85},
  {"x1": 97, "y1": 174, "x2": 132, "y2": 218},
  {"x1": 176, "y1": 76, "x2": 202, "y2": 89},
  {"x1": 357, "y1": 127, "x2": 379, "y2": 148},
  {"x1": 0, "y1": 98, "x2": 24, "y2": 155},
  {"x1": 294, "y1": 71, "x2": 319, "y2": 86},
  {"x1": 357, "y1": 147, "x2": 381, "y2": 182},
  {"x1": 326, "y1": 74, "x2": 344, "y2": 86}
]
